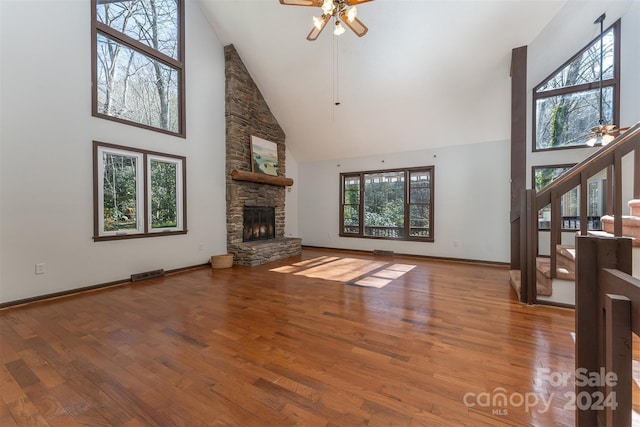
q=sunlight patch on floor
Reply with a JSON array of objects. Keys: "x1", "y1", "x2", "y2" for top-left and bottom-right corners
[{"x1": 270, "y1": 257, "x2": 416, "y2": 288}]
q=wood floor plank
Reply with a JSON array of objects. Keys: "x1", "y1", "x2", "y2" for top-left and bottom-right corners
[{"x1": 0, "y1": 248, "x2": 585, "y2": 425}]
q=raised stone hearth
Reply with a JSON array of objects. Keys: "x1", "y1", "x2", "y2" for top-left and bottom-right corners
[
  {"x1": 225, "y1": 45, "x2": 301, "y2": 266},
  {"x1": 230, "y1": 237, "x2": 303, "y2": 267}
]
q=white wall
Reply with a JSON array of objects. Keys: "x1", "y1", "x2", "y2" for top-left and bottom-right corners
[
  {"x1": 0, "y1": 0, "x2": 227, "y2": 303},
  {"x1": 285, "y1": 148, "x2": 299, "y2": 238},
  {"x1": 298, "y1": 139, "x2": 511, "y2": 263},
  {"x1": 527, "y1": 1, "x2": 640, "y2": 209}
]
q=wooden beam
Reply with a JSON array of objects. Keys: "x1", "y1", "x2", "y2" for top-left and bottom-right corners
[
  {"x1": 510, "y1": 46, "x2": 527, "y2": 270},
  {"x1": 231, "y1": 170, "x2": 293, "y2": 187},
  {"x1": 635, "y1": 148, "x2": 640, "y2": 199}
]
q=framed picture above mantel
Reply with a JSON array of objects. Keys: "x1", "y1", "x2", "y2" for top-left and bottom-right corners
[{"x1": 250, "y1": 136, "x2": 278, "y2": 176}]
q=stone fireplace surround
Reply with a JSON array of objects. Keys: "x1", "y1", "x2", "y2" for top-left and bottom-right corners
[{"x1": 225, "y1": 45, "x2": 301, "y2": 266}]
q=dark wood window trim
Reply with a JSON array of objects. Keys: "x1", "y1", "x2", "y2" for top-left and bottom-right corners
[
  {"x1": 91, "y1": 0, "x2": 186, "y2": 137},
  {"x1": 532, "y1": 19, "x2": 620, "y2": 152},
  {"x1": 339, "y1": 166, "x2": 434, "y2": 242},
  {"x1": 93, "y1": 141, "x2": 187, "y2": 241}
]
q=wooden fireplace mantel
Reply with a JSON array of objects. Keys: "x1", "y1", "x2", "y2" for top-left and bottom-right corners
[{"x1": 231, "y1": 170, "x2": 294, "y2": 187}]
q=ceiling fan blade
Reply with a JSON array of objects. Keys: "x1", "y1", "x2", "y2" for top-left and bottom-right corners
[
  {"x1": 339, "y1": 12, "x2": 368, "y2": 37},
  {"x1": 607, "y1": 126, "x2": 630, "y2": 136},
  {"x1": 279, "y1": 0, "x2": 322, "y2": 6},
  {"x1": 307, "y1": 14, "x2": 330, "y2": 41},
  {"x1": 345, "y1": 0, "x2": 374, "y2": 5}
]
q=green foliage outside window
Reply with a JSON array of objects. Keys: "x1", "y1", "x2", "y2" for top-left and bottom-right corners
[
  {"x1": 150, "y1": 160, "x2": 178, "y2": 228},
  {"x1": 340, "y1": 168, "x2": 433, "y2": 241},
  {"x1": 103, "y1": 153, "x2": 138, "y2": 231},
  {"x1": 95, "y1": 142, "x2": 186, "y2": 240}
]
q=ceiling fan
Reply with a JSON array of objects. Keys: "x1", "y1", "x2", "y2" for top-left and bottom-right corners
[{"x1": 279, "y1": 0, "x2": 373, "y2": 41}]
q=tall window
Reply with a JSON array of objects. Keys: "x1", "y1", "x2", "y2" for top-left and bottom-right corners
[
  {"x1": 340, "y1": 167, "x2": 434, "y2": 241},
  {"x1": 94, "y1": 142, "x2": 186, "y2": 240},
  {"x1": 92, "y1": 0, "x2": 185, "y2": 136},
  {"x1": 533, "y1": 20, "x2": 620, "y2": 151}
]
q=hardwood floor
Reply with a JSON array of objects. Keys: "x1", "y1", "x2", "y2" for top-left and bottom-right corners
[{"x1": 0, "y1": 248, "x2": 580, "y2": 426}]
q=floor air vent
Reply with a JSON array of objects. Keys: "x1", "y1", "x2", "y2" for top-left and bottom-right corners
[
  {"x1": 373, "y1": 249, "x2": 394, "y2": 256},
  {"x1": 131, "y1": 269, "x2": 165, "y2": 282}
]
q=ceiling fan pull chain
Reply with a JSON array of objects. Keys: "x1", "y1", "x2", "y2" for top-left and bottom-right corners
[{"x1": 335, "y1": 32, "x2": 340, "y2": 107}]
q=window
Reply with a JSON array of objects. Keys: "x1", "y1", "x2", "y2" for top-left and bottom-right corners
[
  {"x1": 92, "y1": 0, "x2": 185, "y2": 136},
  {"x1": 533, "y1": 164, "x2": 606, "y2": 231},
  {"x1": 340, "y1": 167, "x2": 434, "y2": 241},
  {"x1": 533, "y1": 20, "x2": 620, "y2": 151},
  {"x1": 94, "y1": 141, "x2": 186, "y2": 240}
]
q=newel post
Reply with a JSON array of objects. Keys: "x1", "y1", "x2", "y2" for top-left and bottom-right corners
[{"x1": 575, "y1": 236, "x2": 633, "y2": 426}]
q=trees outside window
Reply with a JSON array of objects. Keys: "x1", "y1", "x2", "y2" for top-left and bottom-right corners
[
  {"x1": 148, "y1": 155, "x2": 182, "y2": 231},
  {"x1": 92, "y1": 0, "x2": 185, "y2": 136},
  {"x1": 100, "y1": 148, "x2": 144, "y2": 235},
  {"x1": 340, "y1": 167, "x2": 434, "y2": 241},
  {"x1": 534, "y1": 20, "x2": 620, "y2": 151},
  {"x1": 94, "y1": 142, "x2": 186, "y2": 240}
]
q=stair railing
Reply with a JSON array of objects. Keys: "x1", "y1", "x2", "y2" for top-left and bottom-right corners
[
  {"x1": 575, "y1": 235, "x2": 636, "y2": 426},
  {"x1": 519, "y1": 122, "x2": 640, "y2": 304}
]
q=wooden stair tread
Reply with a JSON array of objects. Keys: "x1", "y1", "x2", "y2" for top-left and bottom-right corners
[
  {"x1": 509, "y1": 269, "x2": 553, "y2": 297},
  {"x1": 556, "y1": 245, "x2": 576, "y2": 261},
  {"x1": 536, "y1": 257, "x2": 575, "y2": 281},
  {"x1": 509, "y1": 270, "x2": 521, "y2": 299},
  {"x1": 587, "y1": 230, "x2": 640, "y2": 247},
  {"x1": 601, "y1": 215, "x2": 640, "y2": 225}
]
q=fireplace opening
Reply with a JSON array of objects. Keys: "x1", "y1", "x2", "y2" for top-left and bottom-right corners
[{"x1": 243, "y1": 206, "x2": 275, "y2": 242}]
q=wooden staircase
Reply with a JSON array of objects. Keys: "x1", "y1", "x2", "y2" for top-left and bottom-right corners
[
  {"x1": 510, "y1": 122, "x2": 640, "y2": 304},
  {"x1": 510, "y1": 245, "x2": 576, "y2": 297},
  {"x1": 511, "y1": 199, "x2": 640, "y2": 300},
  {"x1": 600, "y1": 199, "x2": 640, "y2": 244}
]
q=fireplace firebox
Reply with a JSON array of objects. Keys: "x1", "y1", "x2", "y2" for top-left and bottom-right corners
[{"x1": 243, "y1": 206, "x2": 275, "y2": 242}]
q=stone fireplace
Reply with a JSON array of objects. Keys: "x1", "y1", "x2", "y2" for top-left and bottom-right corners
[{"x1": 225, "y1": 45, "x2": 301, "y2": 266}]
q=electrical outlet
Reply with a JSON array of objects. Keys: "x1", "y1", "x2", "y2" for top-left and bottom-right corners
[{"x1": 35, "y1": 263, "x2": 45, "y2": 275}]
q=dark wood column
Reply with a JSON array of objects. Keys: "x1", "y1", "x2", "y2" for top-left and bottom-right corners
[
  {"x1": 510, "y1": 46, "x2": 527, "y2": 270},
  {"x1": 635, "y1": 149, "x2": 640, "y2": 199}
]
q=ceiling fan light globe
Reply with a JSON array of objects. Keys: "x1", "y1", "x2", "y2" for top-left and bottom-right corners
[
  {"x1": 346, "y1": 6, "x2": 357, "y2": 22},
  {"x1": 334, "y1": 21, "x2": 345, "y2": 35},
  {"x1": 585, "y1": 136, "x2": 598, "y2": 147},
  {"x1": 313, "y1": 15, "x2": 324, "y2": 30},
  {"x1": 321, "y1": 0, "x2": 335, "y2": 14},
  {"x1": 602, "y1": 134, "x2": 615, "y2": 146}
]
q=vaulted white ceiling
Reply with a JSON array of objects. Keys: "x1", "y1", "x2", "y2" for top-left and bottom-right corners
[{"x1": 199, "y1": 0, "x2": 567, "y2": 162}]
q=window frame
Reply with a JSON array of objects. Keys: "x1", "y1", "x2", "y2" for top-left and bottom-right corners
[
  {"x1": 532, "y1": 19, "x2": 620, "y2": 152},
  {"x1": 93, "y1": 141, "x2": 187, "y2": 241},
  {"x1": 147, "y1": 154, "x2": 185, "y2": 234},
  {"x1": 532, "y1": 163, "x2": 609, "y2": 232},
  {"x1": 339, "y1": 166, "x2": 434, "y2": 242},
  {"x1": 91, "y1": 0, "x2": 186, "y2": 137}
]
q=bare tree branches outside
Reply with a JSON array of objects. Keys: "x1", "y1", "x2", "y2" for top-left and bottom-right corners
[
  {"x1": 94, "y1": 0, "x2": 182, "y2": 134},
  {"x1": 535, "y1": 26, "x2": 617, "y2": 150}
]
